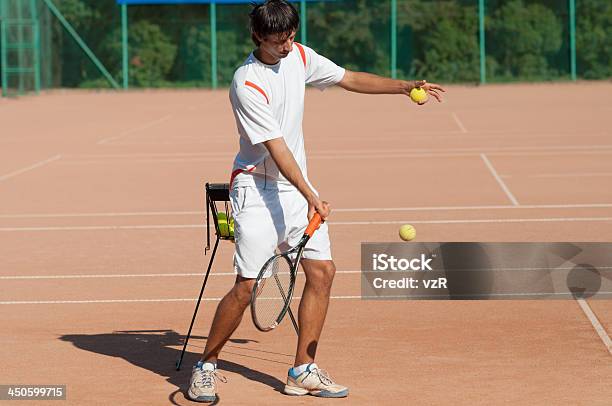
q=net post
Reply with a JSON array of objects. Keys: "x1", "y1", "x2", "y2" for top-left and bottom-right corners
[
  {"x1": 300, "y1": 0, "x2": 307, "y2": 45},
  {"x1": 42, "y1": 2, "x2": 52, "y2": 89},
  {"x1": 17, "y1": 0, "x2": 24, "y2": 93},
  {"x1": 210, "y1": 0, "x2": 217, "y2": 89},
  {"x1": 32, "y1": 0, "x2": 40, "y2": 94},
  {"x1": 568, "y1": 0, "x2": 576, "y2": 81},
  {"x1": 0, "y1": 0, "x2": 7, "y2": 97},
  {"x1": 390, "y1": 0, "x2": 397, "y2": 79},
  {"x1": 478, "y1": 0, "x2": 486, "y2": 84},
  {"x1": 121, "y1": 3, "x2": 129, "y2": 89}
]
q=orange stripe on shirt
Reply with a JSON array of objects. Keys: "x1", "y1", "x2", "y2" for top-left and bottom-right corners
[
  {"x1": 244, "y1": 81, "x2": 269, "y2": 104},
  {"x1": 295, "y1": 42, "x2": 306, "y2": 68},
  {"x1": 229, "y1": 166, "x2": 256, "y2": 189}
]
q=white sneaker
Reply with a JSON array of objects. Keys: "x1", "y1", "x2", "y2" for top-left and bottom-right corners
[
  {"x1": 284, "y1": 363, "x2": 348, "y2": 398},
  {"x1": 187, "y1": 361, "x2": 226, "y2": 403}
]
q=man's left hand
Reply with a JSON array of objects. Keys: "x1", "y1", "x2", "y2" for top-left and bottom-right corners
[{"x1": 410, "y1": 80, "x2": 446, "y2": 104}]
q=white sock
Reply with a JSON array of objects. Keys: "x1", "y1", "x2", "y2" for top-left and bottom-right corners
[
  {"x1": 291, "y1": 362, "x2": 316, "y2": 376},
  {"x1": 197, "y1": 360, "x2": 216, "y2": 371}
]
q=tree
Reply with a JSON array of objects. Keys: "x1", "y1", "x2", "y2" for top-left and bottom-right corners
[
  {"x1": 576, "y1": 0, "x2": 612, "y2": 78},
  {"x1": 488, "y1": 0, "x2": 562, "y2": 80},
  {"x1": 308, "y1": 0, "x2": 390, "y2": 75},
  {"x1": 401, "y1": 1, "x2": 480, "y2": 82},
  {"x1": 103, "y1": 21, "x2": 177, "y2": 87}
]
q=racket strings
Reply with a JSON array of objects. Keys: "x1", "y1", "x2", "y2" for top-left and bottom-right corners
[{"x1": 252, "y1": 255, "x2": 294, "y2": 330}]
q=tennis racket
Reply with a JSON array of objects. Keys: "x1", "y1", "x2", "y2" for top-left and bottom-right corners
[{"x1": 251, "y1": 213, "x2": 323, "y2": 332}]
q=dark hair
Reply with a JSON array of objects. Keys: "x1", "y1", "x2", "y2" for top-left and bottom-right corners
[{"x1": 249, "y1": 0, "x2": 300, "y2": 46}]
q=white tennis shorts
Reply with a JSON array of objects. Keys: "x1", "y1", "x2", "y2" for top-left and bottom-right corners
[{"x1": 230, "y1": 186, "x2": 332, "y2": 278}]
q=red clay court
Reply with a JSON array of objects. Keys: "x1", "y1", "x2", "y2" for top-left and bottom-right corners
[{"x1": 1, "y1": 83, "x2": 611, "y2": 404}]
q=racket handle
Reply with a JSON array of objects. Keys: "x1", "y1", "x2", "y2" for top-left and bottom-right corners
[{"x1": 305, "y1": 213, "x2": 323, "y2": 237}]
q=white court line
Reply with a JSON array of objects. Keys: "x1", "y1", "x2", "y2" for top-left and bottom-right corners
[
  {"x1": 72, "y1": 143, "x2": 612, "y2": 159},
  {"x1": 3, "y1": 293, "x2": 612, "y2": 305},
  {"x1": 480, "y1": 153, "x2": 520, "y2": 206},
  {"x1": 329, "y1": 217, "x2": 612, "y2": 225},
  {"x1": 502, "y1": 173, "x2": 612, "y2": 179},
  {"x1": 334, "y1": 203, "x2": 612, "y2": 212},
  {"x1": 576, "y1": 298, "x2": 612, "y2": 355},
  {"x1": 67, "y1": 152, "x2": 231, "y2": 159},
  {"x1": 0, "y1": 270, "x2": 363, "y2": 280},
  {"x1": 58, "y1": 157, "x2": 233, "y2": 165},
  {"x1": 53, "y1": 149, "x2": 612, "y2": 166},
  {"x1": 409, "y1": 130, "x2": 611, "y2": 139},
  {"x1": 2, "y1": 217, "x2": 612, "y2": 232},
  {"x1": 342, "y1": 128, "x2": 611, "y2": 138},
  {"x1": 65, "y1": 139, "x2": 612, "y2": 160},
  {"x1": 0, "y1": 224, "x2": 205, "y2": 231},
  {"x1": 51, "y1": 147, "x2": 612, "y2": 166},
  {"x1": 0, "y1": 210, "x2": 205, "y2": 219},
  {"x1": 0, "y1": 296, "x2": 364, "y2": 305},
  {"x1": 313, "y1": 144, "x2": 612, "y2": 155},
  {"x1": 3, "y1": 267, "x2": 611, "y2": 280},
  {"x1": 451, "y1": 112, "x2": 467, "y2": 133},
  {"x1": 189, "y1": 150, "x2": 612, "y2": 160},
  {"x1": 491, "y1": 150, "x2": 612, "y2": 157},
  {"x1": 97, "y1": 114, "x2": 173, "y2": 145},
  {"x1": 2, "y1": 203, "x2": 612, "y2": 219},
  {"x1": 0, "y1": 155, "x2": 62, "y2": 182},
  {"x1": 59, "y1": 152, "x2": 595, "y2": 166},
  {"x1": 531, "y1": 172, "x2": 612, "y2": 178},
  {"x1": 67, "y1": 129, "x2": 612, "y2": 146},
  {"x1": 322, "y1": 150, "x2": 612, "y2": 159}
]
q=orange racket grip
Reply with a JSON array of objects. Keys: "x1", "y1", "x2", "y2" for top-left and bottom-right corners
[{"x1": 305, "y1": 213, "x2": 323, "y2": 237}]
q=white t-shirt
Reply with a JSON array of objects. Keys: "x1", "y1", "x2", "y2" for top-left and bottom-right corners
[{"x1": 229, "y1": 43, "x2": 345, "y2": 190}]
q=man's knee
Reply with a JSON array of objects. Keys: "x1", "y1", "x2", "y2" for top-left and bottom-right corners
[
  {"x1": 229, "y1": 276, "x2": 255, "y2": 306},
  {"x1": 304, "y1": 260, "x2": 336, "y2": 291}
]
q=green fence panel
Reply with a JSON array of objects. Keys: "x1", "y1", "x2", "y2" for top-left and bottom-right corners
[
  {"x1": 40, "y1": 0, "x2": 120, "y2": 89},
  {"x1": 2, "y1": 0, "x2": 612, "y2": 96},
  {"x1": 307, "y1": 0, "x2": 390, "y2": 78},
  {"x1": 1, "y1": 0, "x2": 42, "y2": 95}
]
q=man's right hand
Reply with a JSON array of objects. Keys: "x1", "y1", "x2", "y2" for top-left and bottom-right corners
[{"x1": 307, "y1": 195, "x2": 331, "y2": 221}]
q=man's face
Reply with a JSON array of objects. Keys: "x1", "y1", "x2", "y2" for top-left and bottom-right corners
[{"x1": 257, "y1": 31, "x2": 297, "y2": 60}]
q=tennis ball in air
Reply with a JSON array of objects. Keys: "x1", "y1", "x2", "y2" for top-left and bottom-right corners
[
  {"x1": 409, "y1": 87, "x2": 428, "y2": 104},
  {"x1": 399, "y1": 224, "x2": 416, "y2": 241}
]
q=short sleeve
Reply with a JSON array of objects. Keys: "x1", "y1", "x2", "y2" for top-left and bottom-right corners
[
  {"x1": 230, "y1": 81, "x2": 283, "y2": 145},
  {"x1": 300, "y1": 44, "x2": 346, "y2": 91}
]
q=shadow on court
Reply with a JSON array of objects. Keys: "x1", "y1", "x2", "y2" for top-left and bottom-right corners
[{"x1": 59, "y1": 330, "x2": 288, "y2": 404}]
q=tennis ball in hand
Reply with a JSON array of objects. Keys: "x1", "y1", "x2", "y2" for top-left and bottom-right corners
[
  {"x1": 399, "y1": 224, "x2": 416, "y2": 241},
  {"x1": 410, "y1": 87, "x2": 428, "y2": 104}
]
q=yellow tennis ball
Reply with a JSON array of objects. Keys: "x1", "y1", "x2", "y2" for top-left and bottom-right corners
[
  {"x1": 217, "y1": 213, "x2": 233, "y2": 238},
  {"x1": 409, "y1": 87, "x2": 428, "y2": 104},
  {"x1": 399, "y1": 224, "x2": 416, "y2": 241}
]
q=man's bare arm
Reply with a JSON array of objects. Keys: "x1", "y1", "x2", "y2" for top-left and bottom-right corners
[
  {"x1": 338, "y1": 70, "x2": 445, "y2": 103},
  {"x1": 263, "y1": 137, "x2": 330, "y2": 219}
]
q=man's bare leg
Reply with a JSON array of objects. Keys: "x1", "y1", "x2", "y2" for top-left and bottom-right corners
[
  {"x1": 293, "y1": 259, "x2": 336, "y2": 366},
  {"x1": 201, "y1": 276, "x2": 255, "y2": 364}
]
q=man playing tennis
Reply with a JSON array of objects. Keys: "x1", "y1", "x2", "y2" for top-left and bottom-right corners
[{"x1": 188, "y1": 0, "x2": 445, "y2": 402}]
